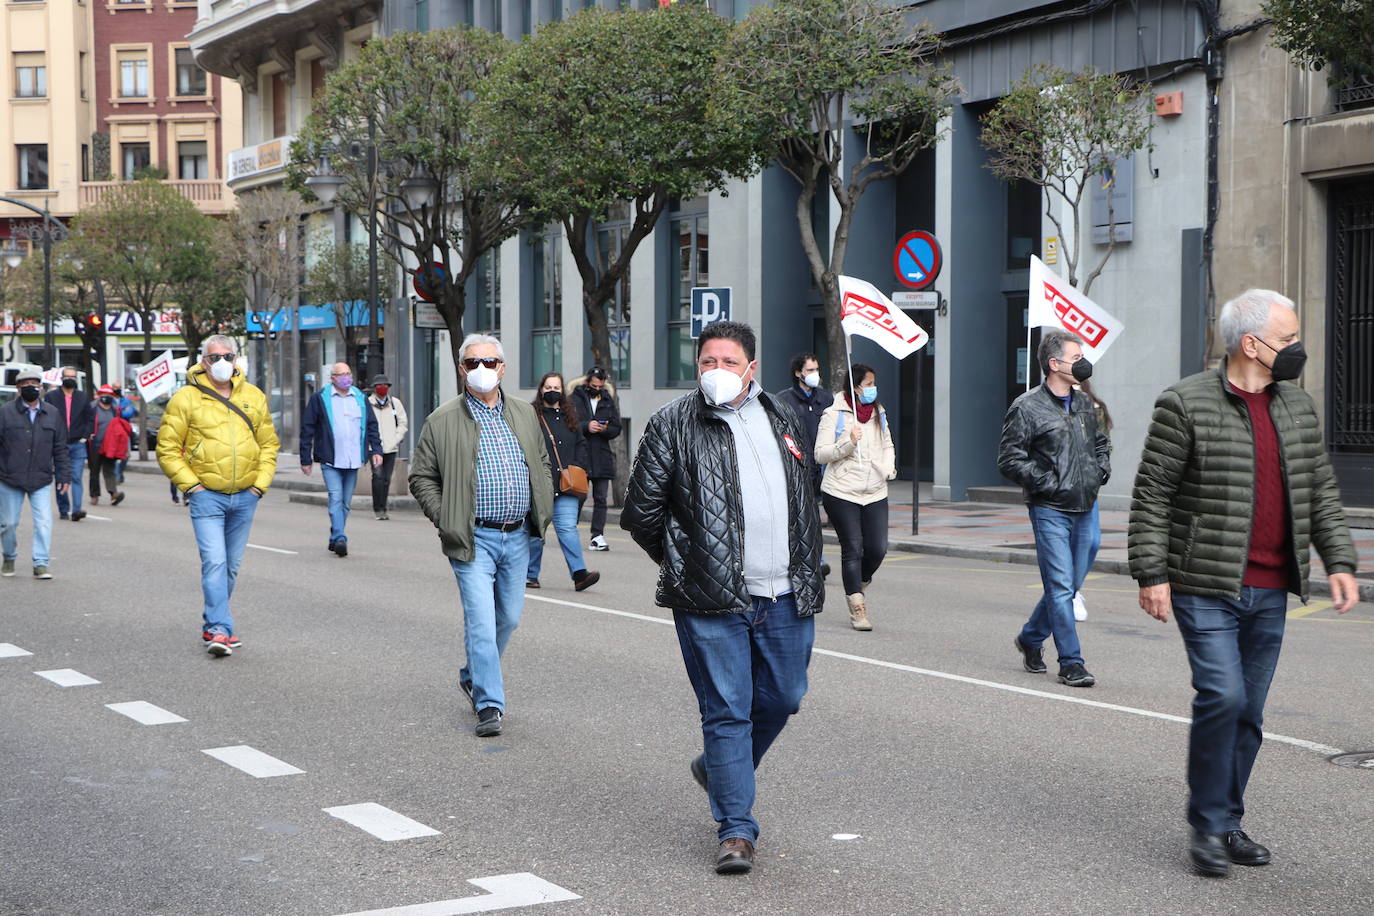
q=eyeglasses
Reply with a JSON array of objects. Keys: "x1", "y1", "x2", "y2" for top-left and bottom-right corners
[
  {"x1": 463, "y1": 357, "x2": 503, "y2": 371},
  {"x1": 205, "y1": 353, "x2": 235, "y2": 364}
]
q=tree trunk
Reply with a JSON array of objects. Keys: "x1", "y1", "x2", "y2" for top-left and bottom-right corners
[{"x1": 436, "y1": 281, "x2": 469, "y2": 377}]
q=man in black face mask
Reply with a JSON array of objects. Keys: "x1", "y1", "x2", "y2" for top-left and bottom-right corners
[
  {"x1": 0, "y1": 368, "x2": 71, "y2": 578},
  {"x1": 1130, "y1": 288, "x2": 1358, "y2": 877},
  {"x1": 45, "y1": 368, "x2": 93, "y2": 521}
]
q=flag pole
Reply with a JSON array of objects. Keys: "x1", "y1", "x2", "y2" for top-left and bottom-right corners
[
  {"x1": 1025, "y1": 321, "x2": 1033, "y2": 393},
  {"x1": 843, "y1": 326, "x2": 859, "y2": 462}
]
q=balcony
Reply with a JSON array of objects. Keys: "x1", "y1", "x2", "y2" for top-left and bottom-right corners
[{"x1": 80, "y1": 179, "x2": 234, "y2": 215}]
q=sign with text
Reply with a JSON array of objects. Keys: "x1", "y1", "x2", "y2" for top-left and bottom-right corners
[
  {"x1": 1028, "y1": 255, "x2": 1124, "y2": 361},
  {"x1": 689, "y1": 287, "x2": 732, "y2": 338},
  {"x1": 135, "y1": 350, "x2": 177, "y2": 402}
]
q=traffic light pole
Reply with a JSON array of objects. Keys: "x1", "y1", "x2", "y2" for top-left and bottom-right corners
[{"x1": 93, "y1": 277, "x2": 109, "y2": 386}]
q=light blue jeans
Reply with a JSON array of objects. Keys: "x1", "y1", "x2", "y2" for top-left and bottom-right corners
[
  {"x1": 0, "y1": 481, "x2": 53, "y2": 568},
  {"x1": 527, "y1": 493, "x2": 587, "y2": 581},
  {"x1": 188, "y1": 488, "x2": 260, "y2": 636},
  {"x1": 320, "y1": 464, "x2": 358, "y2": 545},
  {"x1": 56, "y1": 443, "x2": 85, "y2": 515},
  {"x1": 450, "y1": 525, "x2": 529, "y2": 713}
]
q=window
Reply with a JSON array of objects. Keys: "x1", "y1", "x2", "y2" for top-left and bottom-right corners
[
  {"x1": 17, "y1": 145, "x2": 48, "y2": 190},
  {"x1": 15, "y1": 53, "x2": 47, "y2": 98},
  {"x1": 118, "y1": 53, "x2": 149, "y2": 98},
  {"x1": 121, "y1": 142, "x2": 150, "y2": 179},
  {"x1": 271, "y1": 73, "x2": 287, "y2": 137},
  {"x1": 530, "y1": 229, "x2": 563, "y2": 382},
  {"x1": 175, "y1": 48, "x2": 206, "y2": 96},
  {"x1": 666, "y1": 208, "x2": 708, "y2": 384},
  {"x1": 416, "y1": 0, "x2": 429, "y2": 32},
  {"x1": 520, "y1": 0, "x2": 531, "y2": 35},
  {"x1": 178, "y1": 141, "x2": 208, "y2": 180},
  {"x1": 79, "y1": 51, "x2": 87, "y2": 99},
  {"x1": 473, "y1": 249, "x2": 501, "y2": 333},
  {"x1": 310, "y1": 59, "x2": 326, "y2": 100},
  {"x1": 82, "y1": 144, "x2": 90, "y2": 182},
  {"x1": 489, "y1": 0, "x2": 502, "y2": 33},
  {"x1": 597, "y1": 203, "x2": 632, "y2": 385}
]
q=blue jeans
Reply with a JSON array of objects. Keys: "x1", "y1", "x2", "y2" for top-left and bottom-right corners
[
  {"x1": 189, "y1": 488, "x2": 260, "y2": 636},
  {"x1": 0, "y1": 481, "x2": 53, "y2": 567},
  {"x1": 56, "y1": 443, "x2": 85, "y2": 515},
  {"x1": 450, "y1": 525, "x2": 530, "y2": 713},
  {"x1": 320, "y1": 464, "x2": 358, "y2": 544},
  {"x1": 527, "y1": 494, "x2": 587, "y2": 581},
  {"x1": 674, "y1": 594, "x2": 815, "y2": 843},
  {"x1": 1020, "y1": 503, "x2": 1099, "y2": 668},
  {"x1": 1173, "y1": 587, "x2": 1288, "y2": 835}
]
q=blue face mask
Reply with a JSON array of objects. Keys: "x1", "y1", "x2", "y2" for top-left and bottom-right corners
[{"x1": 859, "y1": 386, "x2": 878, "y2": 405}]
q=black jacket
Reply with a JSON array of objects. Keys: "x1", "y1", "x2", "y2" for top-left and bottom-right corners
[
  {"x1": 569, "y1": 384, "x2": 621, "y2": 479},
  {"x1": 0, "y1": 398, "x2": 71, "y2": 493},
  {"x1": 534, "y1": 404, "x2": 591, "y2": 494},
  {"x1": 997, "y1": 384, "x2": 1110, "y2": 513},
  {"x1": 621, "y1": 389, "x2": 824, "y2": 616},
  {"x1": 773, "y1": 383, "x2": 834, "y2": 494},
  {"x1": 44, "y1": 387, "x2": 94, "y2": 445}
]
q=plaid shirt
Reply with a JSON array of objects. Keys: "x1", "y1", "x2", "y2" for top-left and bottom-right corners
[{"x1": 469, "y1": 392, "x2": 531, "y2": 523}]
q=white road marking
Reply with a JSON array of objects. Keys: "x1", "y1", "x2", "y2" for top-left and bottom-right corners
[
  {"x1": 84, "y1": 514, "x2": 112, "y2": 521},
  {"x1": 524, "y1": 594, "x2": 1346, "y2": 758},
  {"x1": 34, "y1": 668, "x2": 100, "y2": 687},
  {"x1": 832, "y1": 833, "x2": 862, "y2": 841},
  {"x1": 202, "y1": 745, "x2": 305, "y2": 778},
  {"x1": 323, "y1": 803, "x2": 440, "y2": 841},
  {"x1": 247, "y1": 543, "x2": 298, "y2": 555},
  {"x1": 337, "y1": 872, "x2": 581, "y2": 915},
  {"x1": 0, "y1": 643, "x2": 33, "y2": 658},
  {"x1": 106, "y1": 701, "x2": 187, "y2": 725}
]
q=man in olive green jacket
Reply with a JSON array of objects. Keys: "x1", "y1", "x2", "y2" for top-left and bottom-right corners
[
  {"x1": 1129, "y1": 289, "x2": 1358, "y2": 878},
  {"x1": 409, "y1": 334, "x2": 552, "y2": 739}
]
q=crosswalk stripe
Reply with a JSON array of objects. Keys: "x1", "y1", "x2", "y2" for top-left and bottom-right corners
[
  {"x1": 323, "y1": 803, "x2": 441, "y2": 842},
  {"x1": 202, "y1": 745, "x2": 305, "y2": 778},
  {"x1": 105, "y1": 701, "x2": 187, "y2": 725},
  {"x1": 337, "y1": 872, "x2": 582, "y2": 915},
  {"x1": 0, "y1": 643, "x2": 33, "y2": 658},
  {"x1": 34, "y1": 668, "x2": 100, "y2": 687}
]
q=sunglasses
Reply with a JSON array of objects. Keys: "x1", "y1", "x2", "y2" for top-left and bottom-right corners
[
  {"x1": 463, "y1": 357, "x2": 503, "y2": 371},
  {"x1": 205, "y1": 353, "x2": 235, "y2": 364}
]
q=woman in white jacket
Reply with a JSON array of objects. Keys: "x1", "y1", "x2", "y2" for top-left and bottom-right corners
[{"x1": 814, "y1": 363, "x2": 896, "y2": 631}]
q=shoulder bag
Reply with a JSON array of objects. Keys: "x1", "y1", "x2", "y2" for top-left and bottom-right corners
[{"x1": 537, "y1": 410, "x2": 589, "y2": 498}]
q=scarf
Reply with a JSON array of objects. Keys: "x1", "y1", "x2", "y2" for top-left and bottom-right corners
[{"x1": 844, "y1": 390, "x2": 875, "y2": 425}]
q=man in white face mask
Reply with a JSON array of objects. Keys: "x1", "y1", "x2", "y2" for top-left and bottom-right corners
[
  {"x1": 157, "y1": 334, "x2": 280, "y2": 657},
  {"x1": 409, "y1": 334, "x2": 553, "y2": 739},
  {"x1": 622, "y1": 321, "x2": 825, "y2": 877}
]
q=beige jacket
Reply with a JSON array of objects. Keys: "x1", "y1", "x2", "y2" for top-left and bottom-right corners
[
  {"x1": 815, "y1": 399, "x2": 896, "y2": 506},
  {"x1": 368, "y1": 394, "x2": 409, "y2": 454}
]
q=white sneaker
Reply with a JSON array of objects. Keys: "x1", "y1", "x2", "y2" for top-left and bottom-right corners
[
  {"x1": 1073, "y1": 591, "x2": 1088, "y2": 622},
  {"x1": 588, "y1": 535, "x2": 609, "y2": 552}
]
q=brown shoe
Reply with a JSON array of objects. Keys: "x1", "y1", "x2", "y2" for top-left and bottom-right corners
[
  {"x1": 846, "y1": 593, "x2": 873, "y2": 631},
  {"x1": 574, "y1": 570, "x2": 600, "y2": 592},
  {"x1": 715, "y1": 838, "x2": 754, "y2": 875}
]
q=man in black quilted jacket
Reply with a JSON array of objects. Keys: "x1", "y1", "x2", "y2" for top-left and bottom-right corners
[
  {"x1": 1130, "y1": 288, "x2": 1358, "y2": 877},
  {"x1": 622, "y1": 320, "x2": 823, "y2": 877}
]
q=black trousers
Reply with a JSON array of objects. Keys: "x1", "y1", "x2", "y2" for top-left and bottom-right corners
[
  {"x1": 89, "y1": 453, "x2": 119, "y2": 499},
  {"x1": 371, "y1": 452, "x2": 397, "y2": 512},
  {"x1": 588, "y1": 477, "x2": 611, "y2": 537},
  {"x1": 821, "y1": 494, "x2": 889, "y2": 595}
]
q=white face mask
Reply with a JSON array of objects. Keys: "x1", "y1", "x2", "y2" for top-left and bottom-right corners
[
  {"x1": 802, "y1": 371, "x2": 821, "y2": 389},
  {"x1": 209, "y1": 359, "x2": 234, "y2": 383},
  {"x1": 466, "y1": 365, "x2": 500, "y2": 394},
  {"x1": 700, "y1": 367, "x2": 746, "y2": 406}
]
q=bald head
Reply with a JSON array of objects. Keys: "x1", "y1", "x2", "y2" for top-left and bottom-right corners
[{"x1": 330, "y1": 363, "x2": 354, "y2": 391}]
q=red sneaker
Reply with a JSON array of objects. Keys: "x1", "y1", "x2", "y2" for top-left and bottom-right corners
[
  {"x1": 201, "y1": 631, "x2": 243, "y2": 648},
  {"x1": 206, "y1": 633, "x2": 233, "y2": 657}
]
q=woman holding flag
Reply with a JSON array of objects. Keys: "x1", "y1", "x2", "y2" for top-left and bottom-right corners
[{"x1": 815, "y1": 363, "x2": 896, "y2": 631}]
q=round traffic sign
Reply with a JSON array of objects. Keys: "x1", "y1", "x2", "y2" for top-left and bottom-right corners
[
  {"x1": 893, "y1": 230, "x2": 942, "y2": 290},
  {"x1": 412, "y1": 262, "x2": 447, "y2": 302}
]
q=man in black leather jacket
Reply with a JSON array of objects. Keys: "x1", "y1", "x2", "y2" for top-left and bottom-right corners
[
  {"x1": 998, "y1": 329, "x2": 1110, "y2": 688},
  {"x1": 622, "y1": 321, "x2": 822, "y2": 877}
]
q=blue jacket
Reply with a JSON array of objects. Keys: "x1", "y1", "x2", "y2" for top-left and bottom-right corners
[
  {"x1": 115, "y1": 396, "x2": 136, "y2": 421},
  {"x1": 300, "y1": 387, "x2": 382, "y2": 467}
]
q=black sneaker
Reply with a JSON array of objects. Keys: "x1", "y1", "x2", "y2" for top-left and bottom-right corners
[
  {"x1": 334, "y1": 541, "x2": 348, "y2": 558},
  {"x1": 475, "y1": 706, "x2": 503, "y2": 737},
  {"x1": 71, "y1": 511, "x2": 86, "y2": 521},
  {"x1": 1058, "y1": 663, "x2": 1096, "y2": 687},
  {"x1": 1013, "y1": 636, "x2": 1047, "y2": 674},
  {"x1": 690, "y1": 755, "x2": 708, "y2": 792},
  {"x1": 1224, "y1": 830, "x2": 1270, "y2": 866}
]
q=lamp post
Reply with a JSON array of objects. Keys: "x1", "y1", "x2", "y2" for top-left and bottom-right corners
[{"x1": 0, "y1": 196, "x2": 65, "y2": 368}]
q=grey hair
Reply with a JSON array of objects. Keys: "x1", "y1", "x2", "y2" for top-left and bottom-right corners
[
  {"x1": 202, "y1": 334, "x2": 238, "y2": 358},
  {"x1": 459, "y1": 333, "x2": 504, "y2": 362},
  {"x1": 60, "y1": 365, "x2": 78, "y2": 376},
  {"x1": 1219, "y1": 289, "x2": 1295, "y2": 354},
  {"x1": 1037, "y1": 328, "x2": 1084, "y2": 375}
]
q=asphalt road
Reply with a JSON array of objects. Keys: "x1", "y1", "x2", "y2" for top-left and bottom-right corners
[{"x1": 3, "y1": 466, "x2": 1372, "y2": 916}]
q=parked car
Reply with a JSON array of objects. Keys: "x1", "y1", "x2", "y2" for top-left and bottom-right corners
[{"x1": 0, "y1": 385, "x2": 15, "y2": 407}]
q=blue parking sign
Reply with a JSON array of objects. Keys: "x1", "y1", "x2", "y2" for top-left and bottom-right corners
[{"x1": 690, "y1": 287, "x2": 732, "y2": 338}]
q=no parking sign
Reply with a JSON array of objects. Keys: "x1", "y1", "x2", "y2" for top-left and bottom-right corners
[{"x1": 893, "y1": 230, "x2": 942, "y2": 290}]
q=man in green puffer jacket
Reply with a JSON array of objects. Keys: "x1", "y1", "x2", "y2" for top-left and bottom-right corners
[{"x1": 1129, "y1": 289, "x2": 1358, "y2": 879}]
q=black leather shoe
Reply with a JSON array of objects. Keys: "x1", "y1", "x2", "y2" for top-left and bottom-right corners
[
  {"x1": 715, "y1": 838, "x2": 754, "y2": 875},
  {"x1": 1190, "y1": 831, "x2": 1231, "y2": 877},
  {"x1": 690, "y1": 755, "x2": 708, "y2": 792},
  {"x1": 1224, "y1": 830, "x2": 1271, "y2": 866},
  {"x1": 1013, "y1": 636, "x2": 1047, "y2": 673}
]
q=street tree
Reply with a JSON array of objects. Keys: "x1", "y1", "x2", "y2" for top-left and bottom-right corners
[
  {"x1": 5, "y1": 240, "x2": 108, "y2": 382},
  {"x1": 476, "y1": 2, "x2": 758, "y2": 378},
  {"x1": 290, "y1": 27, "x2": 521, "y2": 375},
  {"x1": 171, "y1": 219, "x2": 245, "y2": 360},
  {"x1": 981, "y1": 65, "x2": 1153, "y2": 296},
  {"x1": 302, "y1": 238, "x2": 370, "y2": 360},
  {"x1": 1263, "y1": 0, "x2": 1374, "y2": 86},
  {"x1": 716, "y1": 0, "x2": 957, "y2": 387}
]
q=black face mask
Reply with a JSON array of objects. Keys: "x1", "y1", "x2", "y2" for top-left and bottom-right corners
[
  {"x1": 61, "y1": 378, "x2": 77, "y2": 390},
  {"x1": 1071, "y1": 358, "x2": 1094, "y2": 382},
  {"x1": 542, "y1": 390, "x2": 563, "y2": 406},
  {"x1": 1256, "y1": 337, "x2": 1307, "y2": 382},
  {"x1": 19, "y1": 386, "x2": 41, "y2": 403},
  {"x1": 99, "y1": 397, "x2": 113, "y2": 406}
]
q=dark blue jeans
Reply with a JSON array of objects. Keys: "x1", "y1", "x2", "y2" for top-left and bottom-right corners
[
  {"x1": 674, "y1": 594, "x2": 815, "y2": 843},
  {"x1": 1173, "y1": 587, "x2": 1288, "y2": 835},
  {"x1": 1020, "y1": 503, "x2": 1098, "y2": 667}
]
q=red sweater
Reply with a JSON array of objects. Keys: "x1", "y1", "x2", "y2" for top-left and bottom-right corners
[{"x1": 1230, "y1": 384, "x2": 1292, "y2": 589}]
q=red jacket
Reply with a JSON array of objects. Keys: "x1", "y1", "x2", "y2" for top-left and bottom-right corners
[{"x1": 91, "y1": 411, "x2": 132, "y2": 460}]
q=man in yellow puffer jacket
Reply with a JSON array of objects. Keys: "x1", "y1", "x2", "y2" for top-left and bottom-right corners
[{"x1": 157, "y1": 335, "x2": 279, "y2": 659}]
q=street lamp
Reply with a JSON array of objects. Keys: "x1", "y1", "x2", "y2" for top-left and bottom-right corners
[
  {"x1": 399, "y1": 177, "x2": 439, "y2": 212},
  {"x1": 1, "y1": 242, "x2": 22, "y2": 269},
  {"x1": 0, "y1": 195, "x2": 65, "y2": 368}
]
